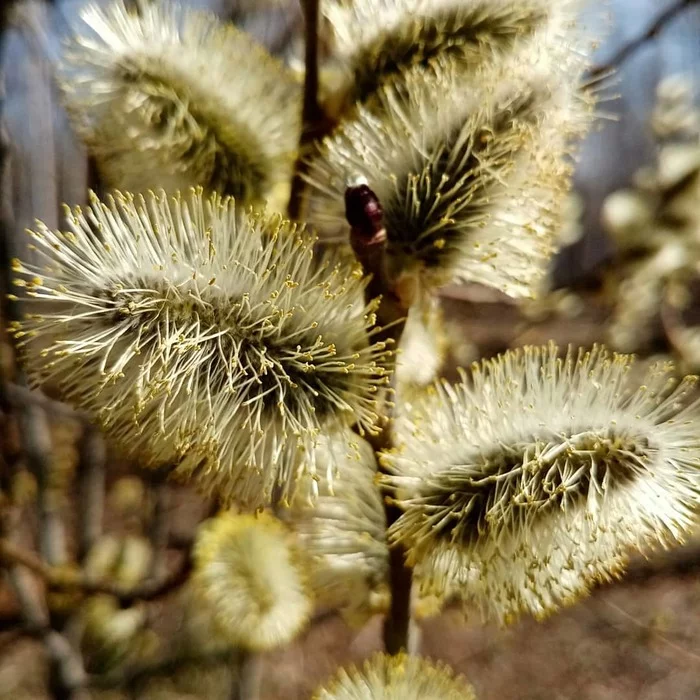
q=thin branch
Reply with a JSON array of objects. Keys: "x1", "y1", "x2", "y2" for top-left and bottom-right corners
[
  {"x1": 0, "y1": 538, "x2": 193, "y2": 605},
  {"x1": 3, "y1": 382, "x2": 90, "y2": 422},
  {"x1": 344, "y1": 184, "x2": 413, "y2": 654},
  {"x1": 76, "y1": 426, "x2": 106, "y2": 562},
  {"x1": 147, "y1": 475, "x2": 171, "y2": 580},
  {"x1": 287, "y1": 0, "x2": 323, "y2": 221},
  {"x1": 230, "y1": 649, "x2": 262, "y2": 700},
  {"x1": 588, "y1": 0, "x2": 699, "y2": 79},
  {"x1": 91, "y1": 647, "x2": 234, "y2": 691}
]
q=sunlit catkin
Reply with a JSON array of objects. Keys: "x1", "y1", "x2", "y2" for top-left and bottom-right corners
[
  {"x1": 61, "y1": 0, "x2": 299, "y2": 207},
  {"x1": 11, "y1": 189, "x2": 389, "y2": 507},
  {"x1": 192, "y1": 512, "x2": 311, "y2": 652},
  {"x1": 382, "y1": 344, "x2": 700, "y2": 623},
  {"x1": 307, "y1": 53, "x2": 593, "y2": 300},
  {"x1": 282, "y1": 428, "x2": 389, "y2": 626},
  {"x1": 312, "y1": 652, "x2": 476, "y2": 700},
  {"x1": 324, "y1": 0, "x2": 581, "y2": 111}
]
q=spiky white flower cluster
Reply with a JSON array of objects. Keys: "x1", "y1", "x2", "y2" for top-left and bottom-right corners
[
  {"x1": 192, "y1": 512, "x2": 311, "y2": 651},
  {"x1": 308, "y1": 56, "x2": 592, "y2": 298},
  {"x1": 309, "y1": 0, "x2": 595, "y2": 300},
  {"x1": 312, "y1": 652, "x2": 476, "y2": 700},
  {"x1": 283, "y1": 428, "x2": 389, "y2": 626},
  {"x1": 382, "y1": 344, "x2": 700, "y2": 623},
  {"x1": 61, "y1": 0, "x2": 299, "y2": 206},
  {"x1": 12, "y1": 189, "x2": 389, "y2": 507},
  {"x1": 324, "y1": 0, "x2": 581, "y2": 109}
]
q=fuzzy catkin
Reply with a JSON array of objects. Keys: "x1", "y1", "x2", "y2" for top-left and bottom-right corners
[
  {"x1": 307, "y1": 52, "x2": 593, "y2": 299},
  {"x1": 382, "y1": 344, "x2": 700, "y2": 623},
  {"x1": 312, "y1": 652, "x2": 476, "y2": 700},
  {"x1": 324, "y1": 0, "x2": 582, "y2": 111},
  {"x1": 282, "y1": 428, "x2": 389, "y2": 626},
  {"x1": 192, "y1": 512, "x2": 311, "y2": 652},
  {"x1": 61, "y1": 0, "x2": 299, "y2": 207},
  {"x1": 11, "y1": 189, "x2": 389, "y2": 508}
]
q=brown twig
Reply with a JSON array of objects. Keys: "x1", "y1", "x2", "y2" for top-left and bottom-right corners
[
  {"x1": 345, "y1": 184, "x2": 412, "y2": 654},
  {"x1": 76, "y1": 426, "x2": 106, "y2": 562},
  {"x1": 0, "y1": 538, "x2": 193, "y2": 606},
  {"x1": 287, "y1": 0, "x2": 323, "y2": 221},
  {"x1": 230, "y1": 649, "x2": 262, "y2": 700},
  {"x1": 147, "y1": 474, "x2": 171, "y2": 580},
  {"x1": 588, "y1": 0, "x2": 699, "y2": 79},
  {"x1": 3, "y1": 382, "x2": 89, "y2": 422}
]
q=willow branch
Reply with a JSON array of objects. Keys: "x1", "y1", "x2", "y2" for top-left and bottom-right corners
[
  {"x1": 76, "y1": 426, "x2": 106, "y2": 562},
  {"x1": 287, "y1": 0, "x2": 322, "y2": 220},
  {"x1": 147, "y1": 475, "x2": 171, "y2": 580},
  {"x1": 589, "y1": 0, "x2": 698, "y2": 79},
  {"x1": 345, "y1": 185, "x2": 412, "y2": 654},
  {"x1": 3, "y1": 382, "x2": 90, "y2": 422},
  {"x1": 0, "y1": 538, "x2": 192, "y2": 605},
  {"x1": 230, "y1": 649, "x2": 262, "y2": 700}
]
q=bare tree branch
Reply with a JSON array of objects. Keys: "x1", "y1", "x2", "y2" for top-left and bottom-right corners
[
  {"x1": 589, "y1": 0, "x2": 699, "y2": 79},
  {"x1": 287, "y1": 0, "x2": 323, "y2": 221},
  {"x1": 0, "y1": 538, "x2": 193, "y2": 606},
  {"x1": 76, "y1": 427, "x2": 106, "y2": 562},
  {"x1": 344, "y1": 184, "x2": 413, "y2": 655},
  {"x1": 230, "y1": 649, "x2": 262, "y2": 700}
]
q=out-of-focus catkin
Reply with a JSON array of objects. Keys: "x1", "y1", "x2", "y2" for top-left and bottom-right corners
[
  {"x1": 61, "y1": 0, "x2": 300, "y2": 208},
  {"x1": 192, "y1": 512, "x2": 311, "y2": 652},
  {"x1": 282, "y1": 428, "x2": 389, "y2": 626}
]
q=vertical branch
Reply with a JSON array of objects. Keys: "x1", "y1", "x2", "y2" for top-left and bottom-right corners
[
  {"x1": 230, "y1": 649, "x2": 262, "y2": 700},
  {"x1": 147, "y1": 470, "x2": 171, "y2": 580},
  {"x1": 6, "y1": 564, "x2": 89, "y2": 700},
  {"x1": 20, "y1": 403, "x2": 66, "y2": 565},
  {"x1": 0, "y1": 109, "x2": 65, "y2": 567},
  {"x1": 345, "y1": 185, "x2": 413, "y2": 654},
  {"x1": 287, "y1": 0, "x2": 322, "y2": 221},
  {"x1": 77, "y1": 426, "x2": 106, "y2": 562},
  {"x1": 1, "y1": 85, "x2": 87, "y2": 700}
]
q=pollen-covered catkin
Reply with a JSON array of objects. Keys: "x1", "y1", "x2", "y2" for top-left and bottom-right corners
[
  {"x1": 61, "y1": 0, "x2": 299, "y2": 207},
  {"x1": 11, "y1": 189, "x2": 389, "y2": 508},
  {"x1": 192, "y1": 512, "x2": 311, "y2": 651},
  {"x1": 307, "y1": 54, "x2": 593, "y2": 299},
  {"x1": 312, "y1": 652, "x2": 476, "y2": 700},
  {"x1": 282, "y1": 428, "x2": 389, "y2": 626},
  {"x1": 382, "y1": 344, "x2": 700, "y2": 623},
  {"x1": 324, "y1": 0, "x2": 583, "y2": 111}
]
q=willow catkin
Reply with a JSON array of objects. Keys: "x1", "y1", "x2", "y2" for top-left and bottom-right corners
[
  {"x1": 61, "y1": 0, "x2": 299, "y2": 207},
  {"x1": 324, "y1": 0, "x2": 583, "y2": 111},
  {"x1": 312, "y1": 653, "x2": 476, "y2": 700},
  {"x1": 282, "y1": 428, "x2": 389, "y2": 626},
  {"x1": 192, "y1": 512, "x2": 311, "y2": 652},
  {"x1": 11, "y1": 189, "x2": 390, "y2": 508},
  {"x1": 307, "y1": 52, "x2": 593, "y2": 300},
  {"x1": 382, "y1": 344, "x2": 700, "y2": 623},
  {"x1": 395, "y1": 297, "x2": 447, "y2": 391}
]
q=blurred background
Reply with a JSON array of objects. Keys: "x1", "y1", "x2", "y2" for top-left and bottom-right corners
[{"x1": 1, "y1": 1, "x2": 700, "y2": 698}]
